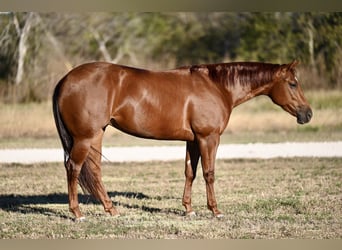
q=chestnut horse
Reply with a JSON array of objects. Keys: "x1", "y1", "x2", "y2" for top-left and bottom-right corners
[{"x1": 53, "y1": 60, "x2": 312, "y2": 220}]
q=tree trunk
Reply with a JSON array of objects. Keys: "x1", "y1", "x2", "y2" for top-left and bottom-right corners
[
  {"x1": 307, "y1": 18, "x2": 315, "y2": 67},
  {"x1": 14, "y1": 13, "x2": 35, "y2": 85}
]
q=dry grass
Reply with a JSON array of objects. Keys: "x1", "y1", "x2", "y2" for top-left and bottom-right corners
[
  {"x1": 0, "y1": 158, "x2": 341, "y2": 239},
  {"x1": 0, "y1": 102, "x2": 56, "y2": 138}
]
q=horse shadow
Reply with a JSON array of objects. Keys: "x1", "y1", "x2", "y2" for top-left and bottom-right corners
[{"x1": 0, "y1": 191, "x2": 183, "y2": 219}]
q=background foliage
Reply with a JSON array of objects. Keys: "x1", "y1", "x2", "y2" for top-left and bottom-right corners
[{"x1": 0, "y1": 12, "x2": 341, "y2": 102}]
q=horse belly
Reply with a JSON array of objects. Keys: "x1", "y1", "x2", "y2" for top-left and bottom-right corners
[{"x1": 111, "y1": 104, "x2": 194, "y2": 141}]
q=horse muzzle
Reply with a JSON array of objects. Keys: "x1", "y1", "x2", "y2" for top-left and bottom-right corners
[{"x1": 296, "y1": 106, "x2": 313, "y2": 124}]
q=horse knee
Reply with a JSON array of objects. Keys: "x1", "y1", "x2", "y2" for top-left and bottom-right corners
[{"x1": 203, "y1": 170, "x2": 215, "y2": 184}]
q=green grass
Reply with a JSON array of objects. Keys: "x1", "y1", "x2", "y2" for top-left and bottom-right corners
[{"x1": 1, "y1": 158, "x2": 341, "y2": 239}]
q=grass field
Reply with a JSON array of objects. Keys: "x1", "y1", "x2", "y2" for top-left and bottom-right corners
[
  {"x1": 0, "y1": 158, "x2": 341, "y2": 239},
  {"x1": 0, "y1": 90, "x2": 342, "y2": 148},
  {"x1": 0, "y1": 90, "x2": 341, "y2": 239}
]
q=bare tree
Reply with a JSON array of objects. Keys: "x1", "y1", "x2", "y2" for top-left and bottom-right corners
[
  {"x1": 12, "y1": 12, "x2": 37, "y2": 85},
  {"x1": 90, "y1": 26, "x2": 113, "y2": 62},
  {"x1": 86, "y1": 13, "x2": 143, "y2": 65},
  {"x1": 34, "y1": 13, "x2": 73, "y2": 71}
]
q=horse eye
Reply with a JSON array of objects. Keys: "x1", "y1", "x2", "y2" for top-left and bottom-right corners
[{"x1": 289, "y1": 82, "x2": 297, "y2": 88}]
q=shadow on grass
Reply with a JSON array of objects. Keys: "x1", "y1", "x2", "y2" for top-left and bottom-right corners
[{"x1": 0, "y1": 191, "x2": 183, "y2": 219}]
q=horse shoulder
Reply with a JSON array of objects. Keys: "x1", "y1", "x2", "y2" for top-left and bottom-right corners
[{"x1": 186, "y1": 81, "x2": 231, "y2": 135}]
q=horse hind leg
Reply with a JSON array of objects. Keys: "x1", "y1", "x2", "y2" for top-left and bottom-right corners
[
  {"x1": 81, "y1": 130, "x2": 119, "y2": 217},
  {"x1": 65, "y1": 138, "x2": 92, "y2": 221}
]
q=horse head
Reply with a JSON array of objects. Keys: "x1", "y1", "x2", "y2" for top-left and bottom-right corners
[{"x1": 269, "y1": 60, "x2": 313, "y2": 124}]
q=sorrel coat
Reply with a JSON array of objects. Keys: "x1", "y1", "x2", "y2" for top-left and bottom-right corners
[{"x1": 53, "y1": 60, "x2": 312, "y2": 220}]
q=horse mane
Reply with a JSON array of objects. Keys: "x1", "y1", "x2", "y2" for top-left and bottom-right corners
[{"x1": 187, "y1": 62, "x2": 281, "y2": 89}]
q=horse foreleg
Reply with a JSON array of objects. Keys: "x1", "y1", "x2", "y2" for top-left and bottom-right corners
[
  {"x1": 66, "y1": 138, "x2": 91, "y2": 220},
  {"x1": 198, "y1": 133, "x2": 223, "y2": 218},
  {"x1": 88, "y1": 131, "x2": 119, "y2": 216},
  {"x1": 182, "y1": 141, "x2": 200, "y2": 216}
]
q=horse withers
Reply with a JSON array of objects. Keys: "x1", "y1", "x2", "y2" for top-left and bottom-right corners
[{"x1": 52, "y1": 60, "x2": 312, "y2": 220}]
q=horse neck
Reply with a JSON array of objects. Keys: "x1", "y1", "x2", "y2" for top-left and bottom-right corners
[
  {"x1": 218, "y1": 62, "x2": 278, "y2": 107},
  {"x1": 187, "y1": 62, "x2": 278, "y2": 107},
  {"x1": 228, "y1": 80, "x2": 274, "y2": 107}
]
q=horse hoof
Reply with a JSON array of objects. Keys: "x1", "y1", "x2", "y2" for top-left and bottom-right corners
[
  {"x1": 215, "y1": 213, "x2": 224, "y2": 219},
  {"x1": 75, "y1": 216, "x2": 86, "y2": 222},
  {"x1": 186, "y1": 211, "x2": 197, "y2": 217}
]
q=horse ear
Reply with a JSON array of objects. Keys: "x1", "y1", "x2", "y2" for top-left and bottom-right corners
[
  {"x1": 276, "y1": 60, "x2": 299, "y2": 78},
  {"x1": 287, "y1": 59, "x2": 299, "y2": 70}
]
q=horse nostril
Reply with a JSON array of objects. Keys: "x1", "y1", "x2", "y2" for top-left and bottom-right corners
[{"x1": 307, "y1": 109, "x2": 313, "y2": 121}]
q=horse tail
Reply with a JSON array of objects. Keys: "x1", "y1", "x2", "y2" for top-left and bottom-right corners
[
  {"x1": 52, "y1": 78, "x2": 73, "y2": 166},
  {"x1": 79, "y1": 156, "x2": 102, "y2": 200},
  {"x1": 52, "y1": 78, "x2": 101, "y2": 199}
]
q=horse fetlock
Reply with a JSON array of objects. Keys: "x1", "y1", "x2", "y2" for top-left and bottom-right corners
[
  {"x1": 210, "y1": 207, "x2": 224, "y2": 218},
  {"x1": 69, "y1": 206, "x2": 83, "y2": 219},
  {"x1": 106, "y1": 206, "x2": 120, "y2": 216},
  {"x1": 208, "y1": 203, "x2": 221, "y2": 214}
]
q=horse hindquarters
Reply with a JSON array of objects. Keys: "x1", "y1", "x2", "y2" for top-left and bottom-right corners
[
  {"x1": 53, "y1": 66, "x2": 118, "y2": 219},
  {"x1": 53, "y1": 80, "x2": 86, "y2": 219}
]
